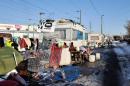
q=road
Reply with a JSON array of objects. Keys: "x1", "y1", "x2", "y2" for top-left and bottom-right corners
[
  {"x1": 61, "y1": 43, "x2": 130, "y2": 86},
  {"x1": 101, "y1": 43, "x2": 130, "y2": 86},
  {"x1": 31, "y1": 43, "x2": 130, "y2": 86}
]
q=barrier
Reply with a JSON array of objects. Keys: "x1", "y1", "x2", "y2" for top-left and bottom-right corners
[
  {"x1": 96, "y1": 53, "x2": 101, "y2": 60},
  {"x1": 89, "y1": 55, "x2": 96, "y2": 62}
]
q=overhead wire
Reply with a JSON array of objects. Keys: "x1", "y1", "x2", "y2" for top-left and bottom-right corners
[
  {"x1": 20, "y1": 0, "x2": 56, "y2": 21},
  {"x1": 21, "y1": 0, "x2": 50, "y2": 13},
  {"x1": 88, "y1": 0, "x2": 101, "y2": 15},
  {"x1": 0, "y1": 2, "x2": 31, "y2": 23},
  {"x1": 0, "y1": 0, "x2": 46, "y2": 24},
  {"x1": 11, "y1": 0, "x2": 41, "y2": 17},
  {"x1": 0, "y1": 2, "x2": 27, "y2": 17},
  {"x1": 0, "y1": 0, "x2": 41, "y2": 21}
]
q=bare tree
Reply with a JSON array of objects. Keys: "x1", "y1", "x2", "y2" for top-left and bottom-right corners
[{"x1": 125, "y1": 21, "x2": 130, "y2": 35}]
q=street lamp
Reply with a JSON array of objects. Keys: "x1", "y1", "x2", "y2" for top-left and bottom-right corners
[
  {"x1": 39, "y1": 12, "x2": 45, "y2": 21},
  {"x1": 101, "y1": 15, "x2": 104, "y2": 34}
]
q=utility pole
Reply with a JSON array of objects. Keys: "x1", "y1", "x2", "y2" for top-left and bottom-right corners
[
  {"x1": 101, "y1": 15, "x2": 104, "y2": 34},
  {"x1": 79, "y1": 10, "x2": 81, "y2": 24},
  {"x1": 39, "y1": 12, "x2": 45, "y2": 48},
  {"x1": 39, "y1": 12, "x2": 45, "y2": 20},
  {"x1": 89, "y1": 21, "x2": 92, "y2": 33},
  {"x1": 33, "y1": 23, "x2": 35, "y2": 38},
  {"x1": 28, "y1": 18, "x2": 32, "y2": 37},
  {"x1": 76, "y1": 10, "x2": 82, "y2": 24},
  {"x1": 101, "y1": 15, "x2": 104, "y2": 45}
]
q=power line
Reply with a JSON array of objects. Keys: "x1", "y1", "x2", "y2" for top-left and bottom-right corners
[
  {"x1": 21, "y1": 0, "x2": 56, "y2": 20},
  {"x1": 11, "y1": 0, "x2": 44, "y2": 17},
  {"x1": 0, "y1": 0, "x2": 45, "y2": 24},
  {"x1": 88, "y1": 0, "x2": 101, "y2": 15},
  {"x1": 21, "y1": 0, "x2": 49, "y2": 13},
  {"x1": 0, "y1": 2, "x2": 28, "y2": 17},
  {"x1": 0, "y1": 0, "x2": 39, "y2": 21}
]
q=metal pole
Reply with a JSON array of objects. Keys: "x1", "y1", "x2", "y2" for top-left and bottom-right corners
[
  {"x1": 79, "y1": 10, "x2": 81, "y2": 25},
  {"x1": 76, "y1": 10, "x2": 82, "y2": 25},
  {"x1": 70, "y1": 27, "x2": 72, "y2": 41},
  {"x1": 28, "y1": 25, "x2": 29, "y2": 37},
  {"x1": 39, "y1": 12, "x2": 45, "y2": 49},
  {"x1": 33, "y1": 23, "x2": 35, "y2": 38},
  {"x1": 101, "y1": 15, "x2": 104, "y2": 34},
  {"x1": 28, "y1": 19, "x2": 32, "y2": 37},
  {"x1": 89, "y1": 21, "x2": 92, "y2": 33},
  {"x1": 39, "y1": 12, "x2": 45, "y2": 23}
]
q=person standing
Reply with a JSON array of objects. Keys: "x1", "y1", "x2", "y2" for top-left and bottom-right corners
[
  {"x1": 0, "y1": 37, "x2": 4, "y2": 48},
  {"x1": 49, "y1": 43, "x2": 62, "y2": 67},
  {"x1": 34, "y1": 38, "x2": 39, "y2": 51}
]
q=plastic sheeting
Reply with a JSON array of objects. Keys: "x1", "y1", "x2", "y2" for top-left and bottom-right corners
[
  {"x1": 49, "y1": 43, "x2": 62, "y2": 67},
  {"x1": 62, "y1": 66, "x2": 80, "y2": 81},
  {"x1": 60, "y1": 48, "x2": 71, "y2": 66}
]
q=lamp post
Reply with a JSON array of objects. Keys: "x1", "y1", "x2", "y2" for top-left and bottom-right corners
[
  {"x1": 89, "y1": 21, "x2": 92, "y2": 33},
  {"x1": 39, "y1": 12, "x2": 45, "y2": 22},
  {"x1": 33, "y1": 23, "x2": 35, "y2": 38},
  {"x1": 101, "y1": 15, "x2": 104, "y2": 34}
]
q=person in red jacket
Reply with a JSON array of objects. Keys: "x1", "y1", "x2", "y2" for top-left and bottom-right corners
[
  {"x1": 49, "y1": 43, "x2": 62, "y2": 67},
  {"x1": 0, "y1": 80, "x2": 20, "y2": 86},
  {"x1": 19, "y1": 38, "x2": 28, "y2": 49}
]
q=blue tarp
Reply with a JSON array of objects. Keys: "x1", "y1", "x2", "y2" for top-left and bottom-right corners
[{"x1": 54, "y1": 66, "x2": 80, "y2": 82}]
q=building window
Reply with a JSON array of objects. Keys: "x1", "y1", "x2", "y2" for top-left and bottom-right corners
[
  {"x1": 16, "y1": 28, "x2": 20, "y2": 31},
  {"x1": 55, "y1": 30, "x2": 66, "y2": 39},
  {"x1": 85, "y1": 33, "x2": 88, "y2": 40},
  {"x1": 26, "y1": 28, "x2": 29, "y2": 31},
  {"x1": 6, "y1": 28, "x2": 10, "y2": 30},
  {"x1": 77, "y1": 31, "x2": 83, "y2": 40},
  {"x1": 73, "y1": 30, "x2": 77, "y2": 40}
]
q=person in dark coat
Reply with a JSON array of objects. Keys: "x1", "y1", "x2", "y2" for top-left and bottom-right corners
[
  {"x1": 12, "y1": 39, "x2": 18, "y2": 51},
  {"x1": 0, "y1": 37, "x2": 4, "y2": 48},
  {"x1": 69, "y1": 42, "x2": 76, "y2": 52}
]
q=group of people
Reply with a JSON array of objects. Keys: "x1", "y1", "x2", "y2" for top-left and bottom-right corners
[
  {"x1": 0, "y1": 35, "x2": 39, "y2": 52},
  {"x1": 49, "y1": 41, "x2": 92, "y2": 68},
  {"x1": 49, "y1": 42, "x2": 68, "y2": 68}
]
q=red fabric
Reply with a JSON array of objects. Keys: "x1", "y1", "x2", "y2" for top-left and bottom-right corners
[
  {"x1": 49, "y1": 43, "x2": 62, "y2": 67},
  {"x1": 0, "y1": 80, "x2": 19, "y2": 86},
  {"x1": 19, "y1": 38, "x2": 28, "y2": 48}
]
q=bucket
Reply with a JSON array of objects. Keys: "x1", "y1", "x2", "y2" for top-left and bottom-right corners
[
  {"x1": 96, "y1": 53, "x2": 100, "y2": 60},
  {"x1": 89, "y1": 55, "x2": 96, "y2": 62}
]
